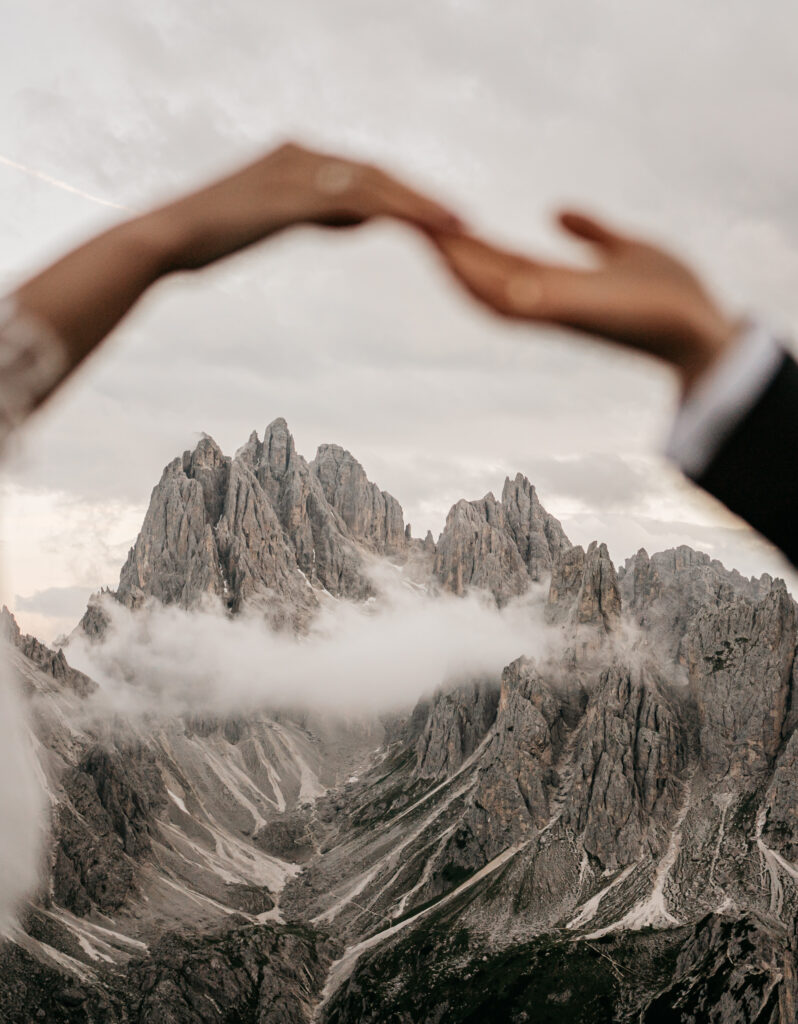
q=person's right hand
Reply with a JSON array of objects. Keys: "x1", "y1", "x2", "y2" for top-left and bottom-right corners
[
  {"x1": 434, "y1": 211, "x2": 739, "y2": 394},
  {"x1": 157, "y1": 141, "x2": 463, "y2": 271}
]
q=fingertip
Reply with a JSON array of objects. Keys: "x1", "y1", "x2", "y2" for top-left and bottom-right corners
[
  {"x1": 557, "y1": 209, "x2": 591, "y2": 233},
  {"x1": 557, "y1": 208, "x2": 621, "y2": 249}
]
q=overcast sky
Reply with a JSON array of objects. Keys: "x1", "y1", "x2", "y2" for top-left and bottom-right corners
[{"x1": 3, "y1": 0, "x2": 798, "y2": 641}]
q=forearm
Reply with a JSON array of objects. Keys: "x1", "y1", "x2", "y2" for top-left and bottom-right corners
[
  {"x1": 13, "y1": 210, "x2": 187, "y2": 374},
  {"x1": 6, "y1": 142, "x2": 458, "y2": 417}
]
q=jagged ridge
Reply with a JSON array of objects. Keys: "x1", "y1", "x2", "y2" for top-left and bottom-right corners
[{"x1": 3, "y1": 419, "x2": 798, "y2": 1022}]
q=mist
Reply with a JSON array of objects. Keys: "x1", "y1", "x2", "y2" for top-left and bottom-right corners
[
  {"x1": 0, "y1": 645, "x2": 45, "y2": 934},
  {"x1": 66, "y1": 568, "x2": 552, "y2": 720}
]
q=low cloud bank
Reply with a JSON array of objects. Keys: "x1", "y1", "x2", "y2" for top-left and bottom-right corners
[{"x1": 67, "y1": 568, "x2": 552, "y2": 719}]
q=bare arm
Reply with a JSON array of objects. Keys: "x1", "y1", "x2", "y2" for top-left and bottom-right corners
[{"x1": 12, "y1": 142, "x2": 461, "y2": 400}]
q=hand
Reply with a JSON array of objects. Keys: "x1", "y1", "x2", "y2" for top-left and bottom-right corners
[
  {"x1": 434, "y1": 211, "x2": 739, "y2": 394},
  {"x1": 13, "y1": 141, "x2": 463, "y2": 381},
  {"x1": 157, "y1": 141, "x2": 463, "y2": 271}
]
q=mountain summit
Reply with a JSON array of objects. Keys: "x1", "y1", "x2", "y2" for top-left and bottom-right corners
[
  {"x1": 91, "y1": 420, "x2": 577, "y2": 626},
  {"x1": 3, "y1": 421, "x2": 798, "y2": 1022}
]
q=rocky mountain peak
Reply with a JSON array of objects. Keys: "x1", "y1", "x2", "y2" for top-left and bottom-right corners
[
  {"x1": 103, "y1": 421, "x2": 420, "y2": 627},
  {"x1": 311, "y1": 443, "x2": 405, "y2": 555},
  {"x1": 116, "y1": 448, "x2": 226, "y2": 611},
  {"x1": 433, "y1": 480, "x2": 571, "y2": 604},
  {"x1": 501, "y1": 473, "x2": 572, "y2": 580},
  {"x1": 2, "y1": 605, "x2": 95, "y2": 695},
  {"x1": 260, "y1": 416, "x2": 297, "y2": 487},
  {"x1": 546, "y1": 540, "x2": 622, "y2": 638},
  {"x1": 575, "y1": 540, "x2": 622, "y2": 631},
  {"x1": 618, "y1": 543, "x2": 774, "y2": 661}
]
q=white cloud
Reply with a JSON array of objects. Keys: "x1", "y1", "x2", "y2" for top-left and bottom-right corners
[
  {"x1": 66, "y1": 565, "x2": 552, "y2": 718},
  {"x1": 0, "y1": 646, "x2": 45, "y2": 933}
]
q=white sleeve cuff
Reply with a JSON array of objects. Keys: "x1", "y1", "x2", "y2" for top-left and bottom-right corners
[{"x1": 665, "y1": 319, "x2": 785, "y2": 478}]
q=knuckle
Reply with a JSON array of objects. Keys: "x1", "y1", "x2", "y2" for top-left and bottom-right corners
[{"x1": 274, "y1": 139, "x2": 304, "y2": 158}]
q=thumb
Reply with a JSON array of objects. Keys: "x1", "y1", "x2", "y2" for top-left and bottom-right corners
[{"x1": 558, "y1": 210, "x2": 627, "y2": 251}]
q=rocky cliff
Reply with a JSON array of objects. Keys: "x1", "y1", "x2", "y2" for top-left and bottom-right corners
[
  {"x1": 114, "y1": 420, "x2": 401, "y2": 629},
  {"x1": 2, "y1": 421, "x2": 797, "y2": 1023}
]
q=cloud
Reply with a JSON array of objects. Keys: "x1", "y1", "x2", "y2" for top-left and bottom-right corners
[
  {"x1": 66, "y1": 564, "x2": 552, "y2": 719},
  {"x1": 15, "y1": 585, "x2": 97, "y2": 618},
  {"x1": 521, "y1": 453, "x2": 658, "y2": 512},
  {"x1": 0, "y1": 645, "x2": 45, "y2": 934}
]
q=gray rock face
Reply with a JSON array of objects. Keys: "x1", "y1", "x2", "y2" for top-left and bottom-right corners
[
  {"x1": 501, "y1": 474, "x2": 571, "y2": 580},
  {"x1": 546, "y1": 544, "x2": 586, "y2": 617},
  {"x1": 414, "y1": 680, "x2": 499, "y2": 779},
  {"x1": 117, "y1": 441, "x2": 227, "y2": 610},
  {"x1": 433, "y1": 495, "x2": 532, "y2": 603},
  {"x1": 0, "y1": 922, "x2": 333, "y2": 1024},
  {"x1": 433, "y1": 476, "x2": 571, "y2": 604},
  {"x1": 130, "y1": 924, "x2": 333, "y2": 1024},
  {"x1": 215, "y1": 452, "x2": 315, "y2": 624},
  {"x1": 1, "y1": 606, "x2": 95, "y2": 695},
  {"x1": 322, "y1": 909, "x2": 795, "y2": 1024},
  {"x1": 641, "y1": 912, "x2": 795, "y2": 1023},
  {"x1": 54, "y1": 746, "x2": 166, "y2": 915},
  {"x1": 684, "y1": 581, "x2": 796, "y2": 780},
  {"x1": 574, "y1": 541, "x2": 622, "y2": 632},
  {"x1": 563, "y1": 664, "x2": 687, "y2": 870},
  {"x1": 414, "y1": 655, "x2": 686, "y2": 881},
  {"x1": 546, "y1": 540, "x2": 622, "y2": 635},
  {"x1": 312, "y1": 443, "x2": 405, "y2": 554},
  {"x1": 763, "y1": 721, "x2": 798, "y2": 861},
  {"x1": 619, "y1": 545, "x2": 768, "y2": 661},
  {"x1": 246, "y1": 420, "x2": 372, "y2": 600},
  {"x1": 105, "y1": 420, "x2": 416, "y2": 626},
  {"x1": 459, "y1": 658, "x2": 578, "y2": 857}
]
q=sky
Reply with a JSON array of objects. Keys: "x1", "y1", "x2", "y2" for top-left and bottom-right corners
[{"x1": 2, "y1": 0, "x2": 798, "y2": 641}]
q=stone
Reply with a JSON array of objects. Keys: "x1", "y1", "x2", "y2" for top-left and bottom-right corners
[
  {"x1": 501, "y1": 474, "x2": 571, "y2": 580},
  {"x1": 433, "y1": 495, "x2": 530, "y2": 603},
  {"x1": 312, "y1": 443, "x2": 405, "y2": 554}
]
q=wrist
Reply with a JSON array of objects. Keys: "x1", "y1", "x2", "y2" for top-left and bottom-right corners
[
  {"x1": 677, "y1": 307, "x2": 740, "y2": 397},
  {"x1": 119, "y1": 209, "x2": 195, "y2": 280}
]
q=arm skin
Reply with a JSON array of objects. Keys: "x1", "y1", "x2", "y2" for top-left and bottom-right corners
[
  {"x1": 433, "y1": 213, "x2": 798, "y2": 566},
  {"x1": 12, "y1": 141, "x2": 462, "y2": 402}
]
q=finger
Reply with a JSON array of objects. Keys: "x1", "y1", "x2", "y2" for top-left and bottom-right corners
[
  {"x1": 431, "y1": 233, "x2": 553, "y2": 317},
  {"x1": 558, "y1": 210, "x2": 628, "y2": 251},
  {"x1": 433, "y1": 232, "x2": 547, "y2": 278},
  {"x1": 371, "y1": 171, "x2": 465, "y2": 234}
]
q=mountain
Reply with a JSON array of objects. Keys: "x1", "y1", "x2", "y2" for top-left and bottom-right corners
[{"x1": 2, "y1": 419, "x2": 797, "y2": 1023}]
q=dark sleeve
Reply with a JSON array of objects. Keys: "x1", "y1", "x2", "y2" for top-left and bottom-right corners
[{"x1": 691, "y1": 352, "x2": 798, "y2": 566}]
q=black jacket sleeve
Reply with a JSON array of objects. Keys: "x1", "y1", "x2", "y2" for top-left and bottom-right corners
[{"x1": 691, "y1": 352, "x2": 798, "y2": 567}]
